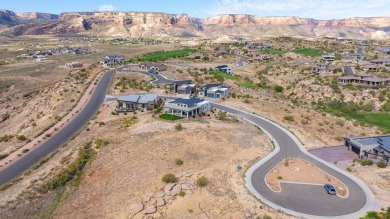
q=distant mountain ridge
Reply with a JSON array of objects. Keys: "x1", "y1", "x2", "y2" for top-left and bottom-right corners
[{"x1": 0, "y1": 10, "x2": 389, "y2": 39}]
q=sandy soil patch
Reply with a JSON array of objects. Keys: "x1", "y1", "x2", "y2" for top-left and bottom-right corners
[{"x1": 266, "y1": 158, "x2": 348, "y2": 197}]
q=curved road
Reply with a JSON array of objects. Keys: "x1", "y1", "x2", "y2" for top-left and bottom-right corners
[
  {"x1": 212, "y1": 103, "x2": 375, "y2": 218},
  {"x1": 0, "y1": 69, "x2": 116, "y2": 186}
]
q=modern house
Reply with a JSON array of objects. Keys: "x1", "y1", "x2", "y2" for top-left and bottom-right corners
[
  {"x1": 321, "y1": 53, "x2": 335, "y2": 62},
  {"x1": 215, "y1": 65, "x2": 233, "y2": 74},
  {"x1": 116, "y1": 94, "x2": 158, "y2": 112},
  {"x1": 169, "y1": 80, "x2": 196, "y2": 95},
  {"x1": 338, "y1": 74, "x2": 390, "y2": 87},
  {"x1": 65, "y1": 62, "x2": 83, "y2": 68},
  {"x1": 138, "y1": 62, "x2": 167, "y2": 72},
  {"x1": 342, "y1": 53, "x2": 365, "y2": 61},
  {"x1": 198, "y1": 83, "x2": 229, "y2": 99},
  {"x1": 164, "y1": 98, "x2": 211, "y2": 118},
  {"x1": 371, "y1": 58, "x2": 390, "y2": 66},
  {"x1": 100, "y1": 54, "x2": 125, "y2": 65},
  {"x1": 344, "y1": 136, "x2": 390, "y2": 163},
  {"x1": 311, "y1": 63, "x2": 334, "y2": 75},
  {"x1": 249, "y1": 54, "x2": 271, "y2": 63},
  {"x1": 361, "y1": 64, "x2": 380, "y2": 71}
]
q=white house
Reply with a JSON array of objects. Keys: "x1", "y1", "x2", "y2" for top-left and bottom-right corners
[
  {"x1": 198, "y1": 83, "x2": 229, "y2": 99},
  {"x1": 116, "y1": 94, "x2": 158, "y2": 112},
  {"x1": 100, "y1": 54, "x2": 125, "y2": 65},
  {"x1": 215, "y1": 65, "x2": 233, "y2": 74},
  {"x1": 164, "y1": 98, "x2": 211, "y2": 118}
]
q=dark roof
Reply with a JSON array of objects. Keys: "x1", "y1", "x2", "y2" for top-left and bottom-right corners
[
  {"x1": 201, "y1": 83, "x2": 222, "y2": 90},
  {"x1": 170, "y1": 98, "x2": 203, "y2": 105},
  {"x1": 215, "y1": 65, "x2": 229, "y2": 69},
  {"x1": 378, "y1": 136, "x2": 390, "y2": 152}
]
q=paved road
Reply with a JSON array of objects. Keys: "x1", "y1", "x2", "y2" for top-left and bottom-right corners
[
  {"x1": 343, "y1": 66, "x2": 355, "y2": 76},
  {"x1": 0, "y1": 69, "x2": 116, "y2": 186},
  {"x1": 211, "y1": 103, "x2": 374, "y2": 218},
  {"x1": 232, "y1": 49, "x2": 249, "y2": 67}
]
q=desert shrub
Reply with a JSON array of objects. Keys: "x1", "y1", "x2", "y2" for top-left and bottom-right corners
[
  {"x1": 346, "y1": 167, "x2": 352, "y2": 172},
  {"x1": 216, "y1": 111, "x2": 227, "y2": 120},
  {"x1": 263, "y1": 215, "x2": 272, "y2": 219},
  {"x1": 361, "y1": 159, "x2": 373, "y2": 166},
  {"x1": 45, "y1": 133, "x2": 51, "y2": 138},
  {"x1": 284, "y1": 115, "x2": 294, "y2": 121},
  {"x1": 0, "y1": 135, "x2": 14, "y2": 143},
  {"x1": 98, "y1": 121, "x2": 105, "y2": 127},
  {"x1": 335, "y1": 120, "x2": 345, "y2": 126},
  {"x1": 274, "y1": 85, "x2": 284, "y2": 93},
  {"x1": 377, "y1": 160, "x2": 386, "y2": 168},
  {"x1": 95, "y1": 139, "x2": 108, "y2": 149},
  {"x1": 162, "y1": 173, "x2": 176, "y2": 183},
  {"x1": 277, "y1": 176, "x2": 283, "y2": 180},
  {"x1": 16, "y1": 135, "x2": 27, "y2": 141},
  {"x1": 22, "y1": 149, "x2": 29, "y2": 153},
  {"x1": 196, "y1": 176, "x2": 208, "y2": 187},
  {"x1": 179, "y1": 191, "x2": 186, "y2": 196},
  {"x1": 175, "y1": 158, "x2": 183, "y2": 165},
  {"x1": 175, "y1": 123, "x2": 183, "y2": 131},
  {"x1": 154, "y1": 107, "x2": 162, "y2": 114}
]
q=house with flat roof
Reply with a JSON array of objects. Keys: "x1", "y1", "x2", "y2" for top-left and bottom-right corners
[
  {"x1": 100, "y1": 54, "x2": 125, "y2": 65},
  {"x1": 342, "y1": 53, "x2": 365, "y2": 61},
  {"x1": 198, "y1": 83, "x2": 229, "y2": 99},
  {"x1": 362, "y1": 64, "x2": 380, "y2": 71},
  {"x1": 116, "y1": 94, "x2": 158, "y2": 112},
  {"x1": 371, "y1": 58, "x2": 390, "y2": 66},
  {"x1": 164, "y1": 98, "x2": 211, "y2": 118},
  {"x1": 138, "y1": 62, "x2": 167, "y2": 72},
  {"x1": 338, "y1": 74, "x2": 390, "y2": 87},
  {"x1": 169, "y1": 80, "x2": 196, "y2": 95},
  {"x1": 311, "y1": 63, "x2": 334, "y2": 75},
  {"x1": 321, "y1": 53, "x2": 335, "y2": 62},
  {"x1": 344, "y1": 136, "x2": 390, "y2": 162},
  {"x1": 215, "y1": 65, "x2": 233, "y2": 74}
]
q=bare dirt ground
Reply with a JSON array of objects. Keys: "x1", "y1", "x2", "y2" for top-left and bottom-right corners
[
  {"x1": 266, "y1": 158, "x2": 347, "y2": 197},
  {"x1": 53, "y1": 111, "x2": 287, "y2": 219}
]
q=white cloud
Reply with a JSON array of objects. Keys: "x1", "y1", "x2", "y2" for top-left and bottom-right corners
[
  {"x1": 97, "y1": 4, "x2": 116, "y2": 12},
  {"x1": 206, "y1": 0, "x2": 390, "y2": 19}
]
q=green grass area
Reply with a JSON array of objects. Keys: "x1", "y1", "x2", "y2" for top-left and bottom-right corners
[
  {"x1": 349, "y1": 113, "x2": 390, "y2": 130},
  {"x1": 221, "y1": 73, "x2": 240, "y2": 80},
  {"x1": 159, "y1": 114, "x2": 184, "y2": 121},
  {"x1": 324, "y1": 109, "x2": 390, "y2": 131},
  {"x1": 293, "y1": 48, "x2": 322, "y2": 57},
  {"x1": 261, "y1": 49, "x2": 287, "y2": 55},
  {"x1": 136, "y1": 48, "x2": 193, "y2": 62}
]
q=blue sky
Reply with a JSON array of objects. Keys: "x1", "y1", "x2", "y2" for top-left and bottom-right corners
[{"x1": 1, "y1": 0, "x2": 390, "y2": 19}]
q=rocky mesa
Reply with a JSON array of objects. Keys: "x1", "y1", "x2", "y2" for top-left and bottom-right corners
[{"x1": 0, "y1": 10, "x2": 389, "y2": 39}]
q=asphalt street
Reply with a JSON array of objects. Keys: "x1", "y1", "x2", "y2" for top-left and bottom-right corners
[
  {"x1": 0, "y1": 69, "x2": 115, "y2": 186},
  {"x1": 212, "y1": 103, "x2": 367, "y2": 216},
  {"x1": 343, "y1": 66, "x2": 355, "y2": 76}
]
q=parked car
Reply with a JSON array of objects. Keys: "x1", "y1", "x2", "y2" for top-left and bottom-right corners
[{"x1": 324, "y1": 184, "x2": 336, "y2": 195}]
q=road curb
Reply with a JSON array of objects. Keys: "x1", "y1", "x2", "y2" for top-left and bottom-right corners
[{"x1": 212, "y1": 103, "x2": 376, "y2": 219}]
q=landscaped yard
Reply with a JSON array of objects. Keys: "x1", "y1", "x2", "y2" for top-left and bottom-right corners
[
  {"x1": 159, "y1": 114, "x2": 184, "y2": 121},
  {"x1": 293, "y1": 48, "x2": 322, "y2": 57},
  {"x1": 324, "y1": 109, "x2": 390, "y2": 131},
  {"x1": 349, "y1": 113, "x2": 390, "y2": 130},
  {"x1": 136, "y1": 48, "x2": 193, "y2": 62},
  {"x1": 239, "y1": 82, "x2": 258, "y2": 88}
]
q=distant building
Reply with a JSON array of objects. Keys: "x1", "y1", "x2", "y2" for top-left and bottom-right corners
[
  {"x1": 137, "y1": 62, "x2": 167, "y2": 72},
  {"x1": 169, "y1": 80, "x2": 196, "y2": 95},
  {"x1": 116, "y1": 94, "x2": 158, "y2": 112},
  {"x1": 311, "y1": 63, "x2": 334, "y2": 75},
  {"x1": 361, "y1": 64, "x2": 380, "y2": 71},
  {"x1": 215, "y1": 65, "x2": 233, "y2": 74},
  {"x1": 198, "y1": 83, "x2": 229, "y2": 99},
  {"x1": 100, "y1": 54, "x2": 125, "y2": 65},
  {"x1": 371, "y1": 58, "x2": 390, "y2": 66},
  {"x1": 164, "y1": 98, "x2": 211, "y2": 118},
  {"x1": 338, "y1": 74, "x2": 390, "y2": 87},
  {"x1": 321, "y1": 54, "x2": 335, "y2": 62},
  {"x1": 65, "y1": 62, "x2": 83, "y2": 68},
  {"x1": 342, "y1": 53, "x2": 365, "y2": 61}
]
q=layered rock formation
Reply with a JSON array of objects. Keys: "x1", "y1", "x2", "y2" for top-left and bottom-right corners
[{"x1": 1, "y1": 10, "x2": 389, "y2": 39}]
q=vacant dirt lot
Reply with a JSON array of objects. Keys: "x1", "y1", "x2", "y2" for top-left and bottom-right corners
[{"x1": 50, "y1": 111, "x2": 286, "y2": 219}]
